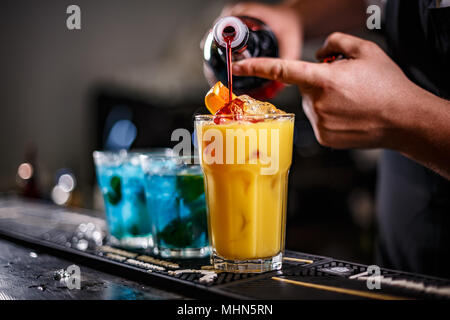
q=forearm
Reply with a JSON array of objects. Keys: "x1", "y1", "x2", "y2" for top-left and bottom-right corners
[
  {"x1": 282, "y1": 0, "x2": 367, "y2": 38},
  {"x1": 390, "y1": 86, "x2": 450, "y2": 180}
]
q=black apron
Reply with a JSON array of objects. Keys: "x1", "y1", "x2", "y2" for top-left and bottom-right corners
[{"x1": 377, "y1": 0, "x2": 450, "y2": 278}]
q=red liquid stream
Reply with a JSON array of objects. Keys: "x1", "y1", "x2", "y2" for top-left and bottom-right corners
[
  {"x1": 223, "y1": 26, "x2": 235, "y2": 103},
  {"x1": 225, "y1": 39, "x2": 233, "y2": 102},
  {"x1": 214, "y1": 26, "x2": 248, "y2": 124}
]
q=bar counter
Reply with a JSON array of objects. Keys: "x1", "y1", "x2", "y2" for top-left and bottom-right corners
[{"x1": 0, "y1": 197, "x2": 448, "y2": 300}]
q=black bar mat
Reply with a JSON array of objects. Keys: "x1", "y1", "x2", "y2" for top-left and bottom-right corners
[{"x1": 0, "y1": 197, "x2": 449, "y2": 300}]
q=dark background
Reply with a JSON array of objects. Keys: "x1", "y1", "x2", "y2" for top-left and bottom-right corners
[{"x1": 0, "y1": 0, "x2": 386, "y2": 264}]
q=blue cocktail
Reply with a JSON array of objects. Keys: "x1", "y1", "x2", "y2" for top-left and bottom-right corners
[
  {"x1": 93, "y1": 149, "x2": 171, "y2": 248},
  {"x1": 140, "y1": 155, "x2": 209, "y2": 258}
]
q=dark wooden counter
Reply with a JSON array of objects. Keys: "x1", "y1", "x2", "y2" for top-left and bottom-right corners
[{"x1": 0, "y1": 237, "x2": 185, "y2": 300}]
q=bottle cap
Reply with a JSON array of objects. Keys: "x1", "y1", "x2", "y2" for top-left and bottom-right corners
[{"x1": 213, "y1": 16, "x2": 249, "y2": 49}]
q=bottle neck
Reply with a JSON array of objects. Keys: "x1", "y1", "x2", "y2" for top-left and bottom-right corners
[{"x1": 213, "y1": 16, "x2": 249, "y2": 52}]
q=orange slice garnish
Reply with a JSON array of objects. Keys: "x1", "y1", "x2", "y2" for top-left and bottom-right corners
[{"x1": 204, "y1": 81, "x2": 236, "y2": 114}]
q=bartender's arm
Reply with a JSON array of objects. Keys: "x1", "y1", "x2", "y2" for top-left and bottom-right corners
[
  {"x1": 233, "y1": 33, "x2": 450, "y2": 180},
  {"x1": 224, "y1": 0, "x2": 450, "y2": 179}
]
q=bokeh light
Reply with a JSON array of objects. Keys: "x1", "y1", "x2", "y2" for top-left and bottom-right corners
[
  {"x1": 17, "y1": 163, "x2": 33, "y2": 180},
  {"x1": 105, "y1": 119, "x2": 137, "y2": 150},
  {"x1": 51, "y1": 185, "x2": 70, "y2": 205},
  {"x1": 58, "y1": 173, "x2": 76, "y2": 192}
]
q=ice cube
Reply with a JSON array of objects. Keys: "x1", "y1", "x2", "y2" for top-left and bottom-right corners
[
  {"x1": 238, "y1": 95, "x2": 284, "y2": 115},
  {"x1": 213, "y1": 98, "x2": 245, "y2": 123}
]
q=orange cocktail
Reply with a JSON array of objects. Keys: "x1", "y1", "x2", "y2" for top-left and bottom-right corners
[{"x1": 195, "y1": 82, "x2": 294, "y2": 272}]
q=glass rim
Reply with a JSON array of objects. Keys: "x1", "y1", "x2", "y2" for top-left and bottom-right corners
[
  {"x1": 93, "y1": 150, "x2": 121, "y2": 159},
  {"x1": 93, "y1": 149, "x2": 176, "y2": 166},
  {"x1": 194, "y1": 113, "x2": 295, "y2": 121},
  {"x1": 93, "y1": 148, "x2": 173, "y2": 157},
  {"x1": 139, "y1": 154, "x2": 199, "y2": 161}
]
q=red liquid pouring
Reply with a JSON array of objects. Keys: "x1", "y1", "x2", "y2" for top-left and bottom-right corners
[
  {"x1": 223, "y1": 26, "x2": 236, "y2": 103},
  {"x1": 213, "y1": 25, "x2": 244, "y2": 124},
  {"x1": 214, "y1": 24, "x2": 263, "y2": 124}
]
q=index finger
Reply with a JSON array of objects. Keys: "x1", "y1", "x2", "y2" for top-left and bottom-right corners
[{"x1": 233, "y1": 57, "x2": 326, "y2": 88}]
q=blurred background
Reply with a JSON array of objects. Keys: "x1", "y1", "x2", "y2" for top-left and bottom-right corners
[{"x1": 0, "y1": 0, "x2": 386, "y2": 264}]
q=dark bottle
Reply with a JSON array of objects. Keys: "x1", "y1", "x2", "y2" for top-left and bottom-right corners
[{"x1": 203, "y1": 16, "x2": 284, "y2": 100}]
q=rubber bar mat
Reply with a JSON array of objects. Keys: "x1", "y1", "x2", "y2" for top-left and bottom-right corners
[{"x1": 0, "y1": 197, "x2": 449, "y2": 300}]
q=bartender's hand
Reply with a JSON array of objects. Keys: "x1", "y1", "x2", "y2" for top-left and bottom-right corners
[
  {"x1": 233, "y1": 32, "x2": 450, "y2": 179},
  {"x1": 220, "y1": 2, "x2": 302, "y2": 60},
  {"x1": 233, "y1": 32, "x2": 415, "y2": 149}
]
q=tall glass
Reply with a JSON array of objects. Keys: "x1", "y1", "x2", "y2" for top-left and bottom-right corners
[
  {"x1": 140, "y1": 155, "x2": 209, "y2": 258},
  {"x1": 93, "y1": 149, "x2": 172, "y2": 249},
  {"x1": 195, "y1": 114, "x2": 294, "y2": 272}
]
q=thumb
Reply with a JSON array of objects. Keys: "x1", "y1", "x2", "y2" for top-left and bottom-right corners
[
  {"x1": 232, "y1": 57, "x2": 325, "y2": 87},
  {"x1": 316, "y1": 32, "x2": 365, "y2": 61}
]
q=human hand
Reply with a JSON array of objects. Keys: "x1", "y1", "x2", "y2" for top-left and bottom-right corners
[
  {"x1": 220, "y1": 1, "x2": 303, "y2": 60},
  {"x1": 233, "y1": 32, "x2": 423, "y2": 150}
]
